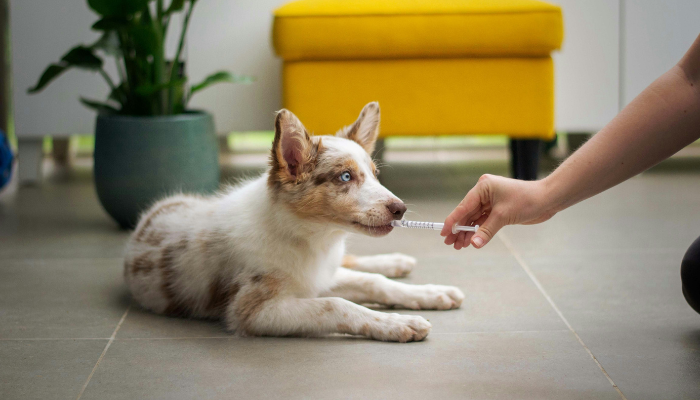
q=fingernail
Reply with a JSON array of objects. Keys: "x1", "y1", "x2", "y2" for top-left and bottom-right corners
[{"x1": 473, "y1": 236, "x2": 484, "y2": 248}]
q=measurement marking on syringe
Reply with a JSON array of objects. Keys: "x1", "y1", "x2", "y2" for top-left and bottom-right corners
[{"x1": 391, "y1": 220, "x2": 479, "y2": 234}]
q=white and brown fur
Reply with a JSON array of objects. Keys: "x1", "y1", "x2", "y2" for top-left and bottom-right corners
[{"x1": 124, "y1": 102, "x2": 464, "y2": 342}]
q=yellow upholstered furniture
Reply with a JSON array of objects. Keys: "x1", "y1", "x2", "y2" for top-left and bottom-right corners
[{"x1": 273, "y1": 0, "x2": 564, "y2": 179}]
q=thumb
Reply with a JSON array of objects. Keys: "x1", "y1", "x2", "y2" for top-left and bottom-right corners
[{"x1": 471, "y1": 212, "x2": 505, "y2": 249}]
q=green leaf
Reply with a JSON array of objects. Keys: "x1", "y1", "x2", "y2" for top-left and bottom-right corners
[
  {"x1": 135, "y1": 77, "x2": 186, "y2": 96},
  {"x1": 128, "y1": 25, "x2": 159, "y2": 56},
  {"x1": 27, "y1": 64, "x2": 68, "y2": 93},
  {"x1": 61, "y1": 46, "x2": 103, "y2": 70},
  {"x1": 166, "y1": 0, "x2": 186, "y2": 13},
  {"x1": 88, "y1": 0, "x2": 151, "y2": 17},
  {"x1": 108, "y1": 83, "x2": 128, "y2": 105},
  {"x1": 80, "y1": 97, "x2": 120, "y2": 114},
  {"x1": 91, "y1": 16, "x2": 128, "y2": 31},
  {"x1": 190, "y1": 71, "x2": 254, "y2": 96},
  {"x1": 91, "y1": 31, "x2": 121, "y2": 57}
]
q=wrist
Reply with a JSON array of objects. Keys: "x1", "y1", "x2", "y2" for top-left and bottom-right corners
[{"x1": 538, "y1": 174, "x2": 567, "y2": 216}]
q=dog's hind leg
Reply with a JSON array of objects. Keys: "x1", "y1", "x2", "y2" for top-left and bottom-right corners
[
  {"x1": 341, "y1": 253, "x2": 415, "y2": 278},
  {"x1": 225, "y1": 274, "x2": 430, "y2": 342},
  {"x1": 323, "y1": 268, "x2": 465, "y2": 310}
]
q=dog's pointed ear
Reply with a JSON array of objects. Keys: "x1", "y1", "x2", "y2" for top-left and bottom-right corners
[
  {"x1": 272, "y1": 109, "x2": 313, "y2": 179},
  {"x1": 337, "y1": 102, "x2": 380, "y2": 154}
]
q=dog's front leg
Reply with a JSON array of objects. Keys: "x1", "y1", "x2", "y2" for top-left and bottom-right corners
[
  {"x1": 342, "y1": 253, "x2": 415, "y2": 278},
  {"x1": 324, "y1": 268, "x2": 465, "y2": 310},
  {"x1": 228, "y1": 294, "x2": 431, "y2": 342}
]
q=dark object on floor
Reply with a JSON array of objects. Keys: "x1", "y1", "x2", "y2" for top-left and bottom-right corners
[
  {"x1": 0, "y1": 129, "x2": 12, "y2": 190},
  {"x1": 510, "y1": 139, "x2": 541, "y2": 180},
  {"x1": 681, "y1": 235, "x2": 700, "y2": 315}
]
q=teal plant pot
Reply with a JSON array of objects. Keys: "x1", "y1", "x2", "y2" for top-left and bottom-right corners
[{"x1": 94, "y1": 111, "x2": 219, "y2": 229}]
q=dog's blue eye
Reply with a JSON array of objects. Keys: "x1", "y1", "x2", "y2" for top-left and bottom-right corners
[{"x1": 339, "y1": 172, "x2": 352, "y2": 182}]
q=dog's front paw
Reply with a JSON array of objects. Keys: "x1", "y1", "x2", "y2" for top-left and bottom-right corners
[
  {"x1": 398, "y1": 285, "x2": 465, "y2": 310},
  {"x1": 373, "y1": 253, "x2": 416, "y2": 278},
  {"x1": 367, "y1": 313, "x2": 431, "y2": 343}
]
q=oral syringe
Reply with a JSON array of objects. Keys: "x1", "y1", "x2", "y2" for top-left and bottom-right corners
[{"x1": 391, "y1": 220, "x2": 479, "y2": 235}]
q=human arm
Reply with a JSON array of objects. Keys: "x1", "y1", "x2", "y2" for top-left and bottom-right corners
[{"x1": 441, "y1": 34, "x2": 700, "y2": 250}]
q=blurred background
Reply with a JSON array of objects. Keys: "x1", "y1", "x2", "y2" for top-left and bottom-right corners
[{"x1": 2, "y1": 0, "x2": 699, "y2": 196}]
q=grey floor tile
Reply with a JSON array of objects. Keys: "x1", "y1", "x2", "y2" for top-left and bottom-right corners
[
  {"x1": 391, "y1": 254, "x2": 566, "y2": 334},
  {"x1": 0, "y1": 339, "x2": 107, "y2": 400},
  {"x1": 81, "y1": 331, "x2": 619, "y2": 400},
  {"x1": 0, "y1": 172, "x2": 129, "y2": 260},
  {"x1": 520, "y1": 251, "x2": 700, "y2": 399},
  {"x1": 575, "y1": 327, "x2": 700, "y2": 400},
  {"x1": 116, "y1": 306, "x2": 227, "y2": 340},
  {"x1": 521, "y1": 251, "x2": 699, "y2": 330},
  {"x1": 0, "y1": 258, "x2": 129, "y2": 339},
  {"x1": 503, "y1": 173, "x2": 700, "y2": 257}
]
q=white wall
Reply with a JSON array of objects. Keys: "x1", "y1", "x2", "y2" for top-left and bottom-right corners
[
  {"x1": 622, "y1": 0, "x2": 700, "y2": 107},
  {"x1": 549, "y1": 0, "x2": 620, "y2": 132},
  {"x1": 10, "y1": 0, "x2": 287, "y2": 138},
  {"x1": 10, "y1": 0, "x2": 111, "y2": 138},
  {"x1": 186, "y1": 0, "x2": 288, "y2": 132}
]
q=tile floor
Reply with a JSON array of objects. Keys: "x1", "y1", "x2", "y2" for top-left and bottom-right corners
[{"x1": 1, "y1": 152, "x2": 700, "y2": 400}]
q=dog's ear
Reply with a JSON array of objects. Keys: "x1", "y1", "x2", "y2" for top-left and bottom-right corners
[
  {"x1": 272, "y1": 109, "x2": 313, "y2": 179},
  {"x1": 337, "y1": 101, "x2": 380, "y2": 154}
]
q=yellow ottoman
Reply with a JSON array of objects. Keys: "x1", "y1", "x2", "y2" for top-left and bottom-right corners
[{"x1": 273, "y1": 0, "x2": 564, "y2": 179}]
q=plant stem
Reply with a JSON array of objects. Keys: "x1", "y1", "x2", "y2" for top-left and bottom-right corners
[
  {"x1": 115, "y1": 58, "x2": 127, "y2": 89},
  {"x1": 169, "y1": 0, "x2": 194, "y2": 84},
  {"x1": 99, "y1": 68, "x2": 117, "y2": 92},
  {"x1": 150, "y1": 5, "x2": 167, "y2": 115}
]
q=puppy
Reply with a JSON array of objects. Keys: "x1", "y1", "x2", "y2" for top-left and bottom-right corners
[{"x1": 124, "y1": 102, "x2": 464, "y2": 342}]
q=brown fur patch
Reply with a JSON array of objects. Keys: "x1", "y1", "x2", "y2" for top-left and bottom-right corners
[
  {"x1": 159, "y1": 239, "x2": 189, "y2": 317},
  {"x1": 360, "y1": 323, "x2": 371, "y2": 337},
  {"x1": 337, "y1": 323, "x2": 351, "y2": 333},
  {"x1": 129, "y1": 253, "x2": 155, "y2": 275},
  {"x1": 317, "y1": 301, "x2": 334, "y2": 316},
  {"x1": 197, "y1": 229, "x2": 228, "y2": 253},
  {"x1": 235, "y1": 274, "x2": 282, "y2": 332},
  {"x1": 207, "y1": 279, "x2": 241, "y2": 315},
  {"x1": 276, "y1": 155, "x2": 364, "y2": 222},
  {"x1": 341, "y1": 254, "x2": 358, "y2": 269},
  {"x1": 135, "y1": 201, "x2": 187, "y2": 243},
  {"x1": 143, "y1": 230, "x2": 165, "y2": 247},
  {"x1": 268, "y1": 111, "x2": 324, "y2": 190}
]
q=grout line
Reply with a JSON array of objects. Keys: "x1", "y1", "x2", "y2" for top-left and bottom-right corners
[
  {"x1": 76, "y1": 305, "x2": 131, "y2": 400},
  {"x1": 116, "y1": 336, "x2": 235, "y2": 341},
  {"x1": 430, "y1": 329, "x2": 570, "y2": 336},
  {"x1": 0, "y1": 338, "x2": 111, "y2": 341},
  {"x1": 499, "y1": 232, "x2": 628, "y2": 400},
  {"x1": 1, "y1": 257, "x2": 126, "y2": 263}
]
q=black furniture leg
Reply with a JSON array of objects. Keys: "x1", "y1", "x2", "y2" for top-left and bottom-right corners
[{"x1": 510, "y1": 139, "x2": 541, "y2": 180}]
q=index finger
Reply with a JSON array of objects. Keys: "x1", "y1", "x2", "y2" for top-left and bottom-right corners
[{"x1": 440, "y1": 184, "x2": 484, "y2": 236}]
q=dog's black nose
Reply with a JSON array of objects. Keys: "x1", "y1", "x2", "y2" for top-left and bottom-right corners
[{"x1": 387, "y1": 201, "x2": 407, "y2": 220}]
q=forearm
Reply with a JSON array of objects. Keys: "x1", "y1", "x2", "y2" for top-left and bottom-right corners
[{"x1": 543, "y1": 39, "x2": 700, "y2": 213}]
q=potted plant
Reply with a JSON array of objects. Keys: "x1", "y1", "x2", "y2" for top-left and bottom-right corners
[{"x1": 28, "y1": 0, "x2": 252, "y2": 228}]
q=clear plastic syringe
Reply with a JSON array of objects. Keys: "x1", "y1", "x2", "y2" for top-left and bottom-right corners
[{"x1": 391, "y1": 220, "x2": 479, "y2": 235}]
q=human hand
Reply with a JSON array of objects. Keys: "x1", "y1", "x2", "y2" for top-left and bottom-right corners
[{"x1": 440, "y1": 174, "x2": 557, "y2": 250}]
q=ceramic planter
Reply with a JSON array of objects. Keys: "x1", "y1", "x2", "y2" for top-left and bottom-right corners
[{"x1": 94, "y1": 111, "x2": 219, "y2": 228}]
